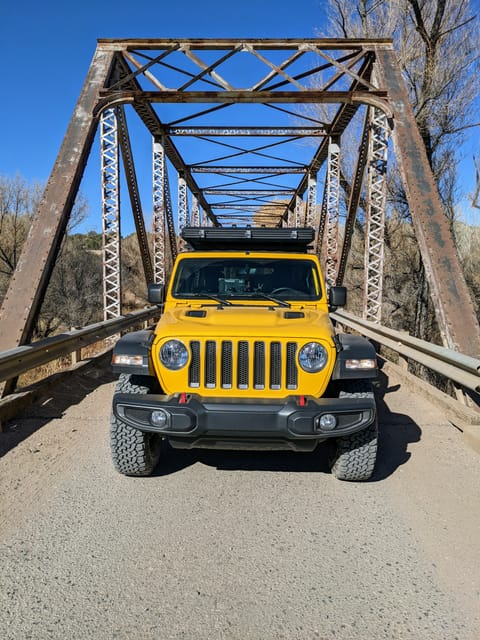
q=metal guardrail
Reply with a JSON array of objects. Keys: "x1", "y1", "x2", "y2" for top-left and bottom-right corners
[
  {"x1": 332, "y1": 310, "x2": 480, "y2": 394},
  {"x1": 0, "y1": 306, "x2": 478, "y2": 397},
  {"x1": 0, "y1": 307, "x2": 161, "y2": 384}
]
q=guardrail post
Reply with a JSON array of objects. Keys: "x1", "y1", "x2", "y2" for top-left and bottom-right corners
[
  {"x1": 71, "y1": 329, "x2": 82, "y2": 365},
  {"x1": 398, "y1": 333, "x2": 409, "y2": 371}
]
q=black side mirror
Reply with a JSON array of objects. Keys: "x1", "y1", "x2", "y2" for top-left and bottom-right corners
[
  {"x1": 329, "y1": 286, "x2": 347, "y2": 310},
  {"x1": 148, "y1": 283, "x2": 165, "y2": 304}
]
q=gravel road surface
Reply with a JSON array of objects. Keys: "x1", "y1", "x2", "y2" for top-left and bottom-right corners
[{"x1": 1, "y1": 359, "x2": 479, "y2": 639}]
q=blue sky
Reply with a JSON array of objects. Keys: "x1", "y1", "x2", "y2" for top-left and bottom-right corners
[
  {"x1": 0, "y1": 0, "x2": 328, "y2": 234},
  {"x1": 0, "y1": 0, "x2": 479, "y2": 234}
]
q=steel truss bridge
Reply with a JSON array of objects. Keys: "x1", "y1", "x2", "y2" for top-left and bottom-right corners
[{"x1": 0, "y1": 38, "x2": 479, "y2": 418}]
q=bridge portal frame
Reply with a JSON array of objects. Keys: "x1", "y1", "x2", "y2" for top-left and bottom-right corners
[{"x1": 0, "y1": 38, "x2": 478, "y2": 365}]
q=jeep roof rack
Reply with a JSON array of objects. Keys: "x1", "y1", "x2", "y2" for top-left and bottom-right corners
[{"x1": 181, "y1": 227, "x2": 315, "y2": 252}]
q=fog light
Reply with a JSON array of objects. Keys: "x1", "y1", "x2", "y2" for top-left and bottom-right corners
[
  {"x1": 150, "y1": 410, "x2": 169, "y2": 428},
  {"x1": 316, "y1": 414, "x2": 337, "y2": 431}
]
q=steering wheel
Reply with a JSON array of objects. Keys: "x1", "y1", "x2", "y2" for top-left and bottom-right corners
[{"x1": 271, "y1": 287, "x2": 299, "y2": 295}]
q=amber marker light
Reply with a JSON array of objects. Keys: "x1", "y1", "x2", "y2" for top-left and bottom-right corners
[
  {"x1": 112, "y1": 354, "x2": 143, "y2": 366},
  {"x1": 345, "y1": 359, "x2": 377, "y2": 369}
]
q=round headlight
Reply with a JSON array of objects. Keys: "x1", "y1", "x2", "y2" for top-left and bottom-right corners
[
  {"x1": 298, "y1": 342, "x2": 328, "y2": 372},
  {"x1": 160, "y1": 340, "x2": 188, "y2": 370}
]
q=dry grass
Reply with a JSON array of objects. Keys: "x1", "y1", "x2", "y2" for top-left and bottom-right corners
[{"x1": 16, "y1": 338, "x2": 113, "y2": 390}]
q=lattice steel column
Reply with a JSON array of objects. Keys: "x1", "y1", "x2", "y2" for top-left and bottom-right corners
[
  {"x1": 201, "y1": 207, "x2": 210, "y2": 226},
  {"x1": 287, "y1": 208, "x2": 294, "y2": 227},
  {"x1": 153, "y1": 140, "x2": 166, "y2": 284},
  {"x1": 306, "y1": 173, "x2": 318, "y2": 229},
  {"x1": 163, "y1": 160, "x2": 178, "y2": 268},
  {"x1": 363, "y1": 108, "x2": 389, "y2": 323},
  {"x1": 101, "y1": 108, "x2": 121, "y2": 320},
  {"x1": 315, "y1": 179, "x2": 329, "y2": 256},
  {"x1": 191, "y1": 195, "x2": 200, "y2": 226},
  {"x1": 295, "y1": 196, "x2": 303, "y2": 227},
  {"x1": 336, "y1": 112, "x2": 370, "y2": 286},
  {"x1": 325, "y1": 140, "x2": 341, "y2": 288},
  {"x1": 178, "y1": 175, "x2": 190, "y2": 232}
]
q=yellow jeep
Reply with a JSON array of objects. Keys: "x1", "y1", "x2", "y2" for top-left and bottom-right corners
[{"x1": 111, "y1": 227, "x2": 378, "y2": 481}]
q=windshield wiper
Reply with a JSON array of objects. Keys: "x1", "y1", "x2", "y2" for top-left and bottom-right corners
[
  {"x1": 177, "y1": 291, "x2": 290, "y2": 308},
  {"x1": 175, "y1": 291, "x2": 233, "y2": 306},
  {"x1": 198, "y1": 293, "x2": 233, "y2": 306},
  {"x1": 237, "y1": 292, "x2": 291, "y2": 308}
]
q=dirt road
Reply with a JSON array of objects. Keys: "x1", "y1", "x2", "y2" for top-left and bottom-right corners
[{"x1": 1, "y1": 359, "x2": 479, "y2": 639}]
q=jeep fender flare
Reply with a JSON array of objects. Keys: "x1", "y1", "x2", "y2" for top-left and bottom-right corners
[
  {"x1": 331, "y1": 333, "x2": 378, "y2": 380},
  {"x1": 112, "y1": 329, "x2": 155, "y2": 376}
]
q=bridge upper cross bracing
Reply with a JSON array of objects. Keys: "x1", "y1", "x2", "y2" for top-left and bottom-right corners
[{"x1": 0, "y1": 37, "x2": 479, "y2": 363}]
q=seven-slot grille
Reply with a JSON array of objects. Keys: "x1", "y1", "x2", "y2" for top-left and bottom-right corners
[{"x1": 188, "y1": 340, "x2": 298, "y2": 391}]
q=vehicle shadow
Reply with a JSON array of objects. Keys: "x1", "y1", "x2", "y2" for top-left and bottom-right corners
[
  {"x1": 154, "y1": 368, "x2": 422, "y2": 481},
  {"x1": 370, "y1": 367, "x2": 422, "y2": 481},
  {"x1": 153, "y1": 441, "x2": 332, "y2": 476}
]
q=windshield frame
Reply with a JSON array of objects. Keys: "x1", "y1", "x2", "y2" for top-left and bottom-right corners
[{"x1": 170, "y1": 255, "x2": 323, "y2": 302}]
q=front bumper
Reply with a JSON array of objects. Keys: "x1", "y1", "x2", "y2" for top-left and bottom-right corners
[{"x1": 112, "y1": 393, "x2": 376, "y2": 450}]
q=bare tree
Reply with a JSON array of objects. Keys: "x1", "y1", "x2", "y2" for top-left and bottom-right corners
[
  {"x1": 0, "y1": 173, "x2": 102, "y2": 335},
  {"x1": 121, "y1": 233, "x2": 150, "y2": 310},
  {"x1": 325, "y1": 0, "x2": 479, "y2": 213},
  {"x1": 322, "y1": 0, "x2": 480, "y2": 341},
  {"x1": 0, "y1": 173, "x2": 90, "y2": 298},
  {"x1": 473, "y1": 154, "x2": 480, "y2": 210},
  {"x1": 0, "y1": 174, "x2": 38, "y2": 302},
  {"x1": 455, "y1": 221, "x2": 480, "y2": 315},
  {"x1": 37, "y1": 236, "x2": 103, "y2": 337}
]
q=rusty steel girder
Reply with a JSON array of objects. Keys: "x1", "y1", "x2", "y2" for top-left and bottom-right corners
[
  {"x1": 375, "y1": 47, "x2": 480, "y2": 357},
  {"x1": 0, "y1": 46, "x2": 115, "y2": 351}
]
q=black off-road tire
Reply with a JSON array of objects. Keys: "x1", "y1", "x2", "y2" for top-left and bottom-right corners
[
  {"x1": 329, "y1": 380, "x2": 378, "y2": 482},
  {"x1": 110, "y1": 374, "x2": 161, "y2": 477}
]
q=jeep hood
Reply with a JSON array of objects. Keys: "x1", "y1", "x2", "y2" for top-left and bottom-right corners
[{"x1": 154, "y1": 305, "x2": 335, "y2": 344}]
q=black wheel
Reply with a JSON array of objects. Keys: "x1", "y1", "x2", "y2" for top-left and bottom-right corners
[
  {"x1": 110, "y1": 374, "x2": 161, "y2": 477},
  {"x1": 329, "y1": 380, "x2": 378, "y2": 481}
]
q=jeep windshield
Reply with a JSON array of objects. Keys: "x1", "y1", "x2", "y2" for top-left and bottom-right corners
[{"x1": 171, "y1": 258, "x2": 322, "y2": 301}]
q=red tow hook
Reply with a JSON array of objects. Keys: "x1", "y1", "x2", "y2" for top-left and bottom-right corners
[
  {"x1": 179, "y1": 392, "x2": 187, "y2": 404},
  {"x1": 298, "y1": 395, "x2": 307, "y2": 406}
]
